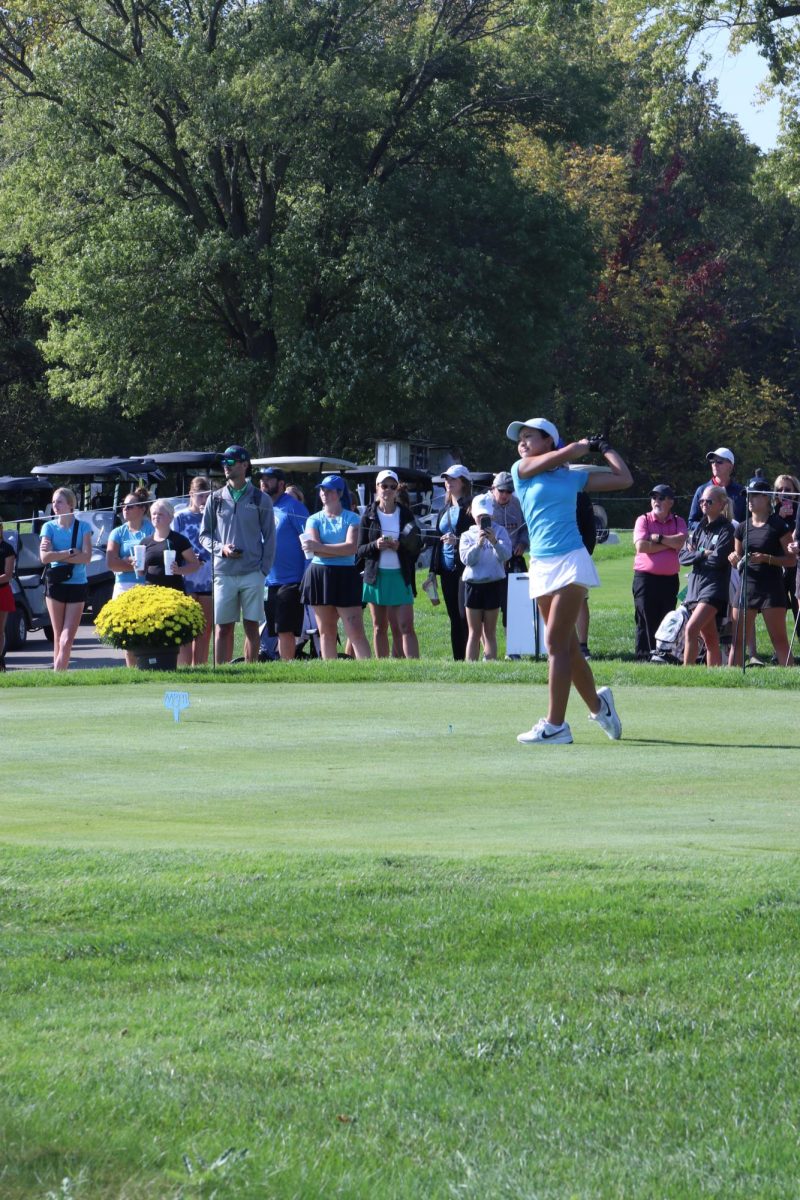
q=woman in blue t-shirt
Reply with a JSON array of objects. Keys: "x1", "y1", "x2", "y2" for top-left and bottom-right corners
[
  {"x1": 508, "y1": 418, "x2": 632, "y2": 746},
  {"x1": 300, "y1": 474, "x2": 371, "y2": 659},
  {"x1": 39, "y1": 487, "x2": 94, "y2": 671},
  {"x1": 106, "y1": 487, "x2": 154, "y2": 668}
]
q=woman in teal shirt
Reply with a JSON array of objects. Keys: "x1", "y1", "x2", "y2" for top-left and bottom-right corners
[
  {"x1": 508, "y1": 419, "x2": 632, "y2": 746},
  {"x1": 301, "y1": 475, "x2": 371, "y2": 659},
  {"x1": 39, "y1": 487, "x2": 93, "y2": 672}
]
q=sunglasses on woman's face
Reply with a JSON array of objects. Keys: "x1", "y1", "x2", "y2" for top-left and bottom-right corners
[
  {"x1": 699, "y1": 498, "x2": 718, "y2": 506},
  {"x1": 378, "y1": 481, "x2": 398, "y2": 489}
]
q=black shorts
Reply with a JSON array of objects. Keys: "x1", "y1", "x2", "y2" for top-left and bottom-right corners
[
  {"x1": 265, "y1": 583, "x2": 304, "y2": 636},
  {"x1": 464, "y1": 578, "x2": 505, "y2": 611},
  {"x1": 301, "y1": 564, "x2": 362, "y2": 609},
  {"x1": 743, "y1": 581, "x2": 788, "y2": 611},
  {"x1": 46, "y1": 582, "x2": 88, "y2": 605}
]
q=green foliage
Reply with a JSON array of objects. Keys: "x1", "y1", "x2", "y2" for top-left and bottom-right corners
[{"x1": 0, "y1": 0, "x2": 603, "y2": 454}]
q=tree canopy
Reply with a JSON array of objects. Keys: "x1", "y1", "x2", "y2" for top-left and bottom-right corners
[
  {"x1": 0, "y1": 0, "x2": 607, "y2": 455},
  {"x1": 1, "y1": 0, "x2": 800, "y2": 484}
]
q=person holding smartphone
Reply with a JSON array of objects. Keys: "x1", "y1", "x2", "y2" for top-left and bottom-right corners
[{"x1": 458, "y1": 493, "x2": 512, "y2": 661}]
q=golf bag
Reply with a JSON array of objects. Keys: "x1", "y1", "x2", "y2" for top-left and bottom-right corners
[{"x1": 650, "y1": 603, "x2": 690, "y2": 664}]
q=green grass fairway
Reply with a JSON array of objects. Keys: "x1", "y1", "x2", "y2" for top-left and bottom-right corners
[
  {"x1": 3, "y1": 683, "x2": 800, "y2": 1198},
  {"x1": 2, "y1": 683, "x2": 799, "y2": 853}
]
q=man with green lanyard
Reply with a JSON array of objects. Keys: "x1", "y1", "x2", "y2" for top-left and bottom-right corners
[{"x1": 200, "y1": 445, "x2": 276, "y2": 663}]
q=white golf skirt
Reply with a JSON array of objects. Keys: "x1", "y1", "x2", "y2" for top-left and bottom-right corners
[{"x1": 527, "y1": 546, "x2": 600, "y2": 600}]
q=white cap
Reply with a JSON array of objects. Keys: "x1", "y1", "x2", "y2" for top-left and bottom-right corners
[
  {"x1": 442, "y1": 464, "x2": 471, "y2": 480},
  {"x1": 375, "y1": 469, "x2": 399, "y2": 485},
  {"x1": 706, "y1": 447, "x2": 734, "y2": 465},
  {"x1": 506, "y1": 417, "x2": 560, "y2": 445},
  {"x1": 472, "y1": 493, "x2": 494, "y2": 519}
]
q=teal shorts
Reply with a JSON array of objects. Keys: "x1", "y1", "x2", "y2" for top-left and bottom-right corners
[{"x1": 362, "y1": 568, "x2": 414, "y2": 607}]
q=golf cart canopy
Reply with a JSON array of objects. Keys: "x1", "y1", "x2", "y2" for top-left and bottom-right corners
[
  {"x1": 0, "y1": 475, "x2": 54, "y2": 493},
  {"x1": 431, "y1": 470, "x2": 494, "y2": 488},
  {"x1": 250, "y1": 455, "x2": 357, "y2": 474},
  {"x1": 345, "y1": 465, "x2": 432, "y2": 487},
  {"x1": 137, "y1": 451, "x2": 221, "y2": 471},
  {"x1": 32, "y1": 457, "x2": 165, "y2": 481}
]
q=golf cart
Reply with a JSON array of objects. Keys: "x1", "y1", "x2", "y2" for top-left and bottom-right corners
[
  {"x1": 251, "y1": 454, "x2": 357, "y2": 478},
  {"x1": 343, "y1": 464, "x2": 433, "y2": 513},
  {"x1": 31, "y1": 457, "x2": 166, "y2": 616},
  {"x1": 136, "y1": 452, "x2": 223, "y2": 507},
  {"x1": 0, "y1": 475, "x2": 55, "y2": 650}
]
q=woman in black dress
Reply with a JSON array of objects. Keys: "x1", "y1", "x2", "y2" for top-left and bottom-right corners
[
  {"x1": 773, "y1": 473, "x2": 800, "y2": 618},
  {"x1": 679, "y1": 486, "x2": 734, "y2": 668},
  {"x1": 728, "y1": 478, "x2": 796, "y2": 667}
]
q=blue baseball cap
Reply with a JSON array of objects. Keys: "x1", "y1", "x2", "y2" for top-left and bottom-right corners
[
  {"x1": 221, "y1": 444, "x2": 250, "y2": 463},
  {"x1": 319, "y1": 474, "x2": 345, "y2": 492}
]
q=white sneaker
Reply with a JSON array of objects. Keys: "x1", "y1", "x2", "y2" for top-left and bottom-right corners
[
  {"x1": 589, "y1": 686, "x2": 621, "y2": 740},
  {"x1": 517, "y1": 718, "x2": 573, "y2": 745}
]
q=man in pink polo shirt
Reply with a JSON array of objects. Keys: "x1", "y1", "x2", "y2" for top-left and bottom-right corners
[{"x1": 632, "y1": 484, "x2": 688, "y2": 660}]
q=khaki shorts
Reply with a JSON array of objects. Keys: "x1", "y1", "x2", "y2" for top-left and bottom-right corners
[{"x1": 214, "y1": 570, "x2": 265, "y2": 625}]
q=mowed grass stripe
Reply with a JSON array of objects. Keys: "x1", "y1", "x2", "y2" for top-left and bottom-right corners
[
  {"x1": 2, "y1": 851, "x2": 800, "y2": 1198},
  {"x1": 2, "y1": 684, "x2": 799, "y2": 854}
]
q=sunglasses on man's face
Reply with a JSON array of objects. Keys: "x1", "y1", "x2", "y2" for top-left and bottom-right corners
[{"x1": 221, "y1": 458, "x2": 239, "y2": 467}]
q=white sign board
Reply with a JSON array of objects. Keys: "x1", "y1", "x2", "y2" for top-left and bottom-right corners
[{"x1": 505, "y1": 573, "x2": 547, "y2": 656}]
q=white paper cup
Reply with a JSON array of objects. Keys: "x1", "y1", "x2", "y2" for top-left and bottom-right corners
[
  {"x1": 133, "y1": 544, "x2": 146, "y2": 573},
  {"x1": 300, "y1": 533, "x2": 314, "y2": 560},
  {"x1": 163, "y1": 549, "x2": 176, "y2": 576}
]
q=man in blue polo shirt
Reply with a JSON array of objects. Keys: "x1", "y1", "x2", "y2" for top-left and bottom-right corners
[{"x1": 259, "y1": 468, "x2": 309, "y2": 661}]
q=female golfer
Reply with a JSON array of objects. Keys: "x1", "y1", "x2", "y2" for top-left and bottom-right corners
[{"x1": 508, "y1": 419, "x2": 632, "y2": 745}]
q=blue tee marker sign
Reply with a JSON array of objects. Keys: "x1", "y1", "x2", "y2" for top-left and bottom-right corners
[{"x1": 164, "y1": 691, "x2": 190, "y2": 723}]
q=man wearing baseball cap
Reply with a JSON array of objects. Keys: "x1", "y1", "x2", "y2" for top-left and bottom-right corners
[
  {"x1": 200, "y1": 445, "x2": 276, "y2": 663},
  {"x1": 688, "y1": 447, "x2": 746, "y2": 528}
]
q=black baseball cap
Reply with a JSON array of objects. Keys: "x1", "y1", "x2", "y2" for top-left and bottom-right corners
[
  {"x1": 650, "y1": 484, "x2": 675, "y2": 499},
  {"x1": 221, "y1": 445, "x2": 250, "y2": 463}
]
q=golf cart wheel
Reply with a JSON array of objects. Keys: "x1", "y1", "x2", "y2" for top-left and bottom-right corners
[
  {"x1": 5, "y1": 606, "x2": 27, "y2": 651},
  {"x1": 89, "y1": 579, "x2": 114, "y2": 616}
]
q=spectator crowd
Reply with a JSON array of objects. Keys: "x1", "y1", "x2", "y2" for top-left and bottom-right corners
[{"x1": 1, "y1": 438, "x2": 798, "y2": 674}]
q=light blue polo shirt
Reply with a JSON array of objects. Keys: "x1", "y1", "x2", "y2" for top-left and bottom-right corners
[
  {"x1": 512, "y1": 462, "x2": 586, "y2": 558},
  {"x1": 305, "y1": 509, "x2": 360, "y2": 567},
  {"x1": 40, "y1": 518, "x2": 93, "y2": 586},
  {"x1": 108, "y1": 519, "x2": 155, "y2": 584}
]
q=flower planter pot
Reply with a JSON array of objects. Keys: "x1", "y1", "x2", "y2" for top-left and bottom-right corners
[{"x1": 131, "y1": 646, "x2": 180, "y2": 672}]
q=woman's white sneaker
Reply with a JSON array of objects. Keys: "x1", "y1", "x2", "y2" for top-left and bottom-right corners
[
  {"x1": 589, "y1": 686, "x2": 622, "y2": 740},
  {"x1": 517, "y1": 719, "x2": 573, "y2": 745}
]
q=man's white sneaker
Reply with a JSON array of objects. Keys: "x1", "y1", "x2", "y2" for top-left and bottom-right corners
[
  {"x1": 517, "y1": 718, "x2": 573, "y2": 745},
  {"x1": 589, "y1": 686, "x2": 622, "y2": 740}
]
